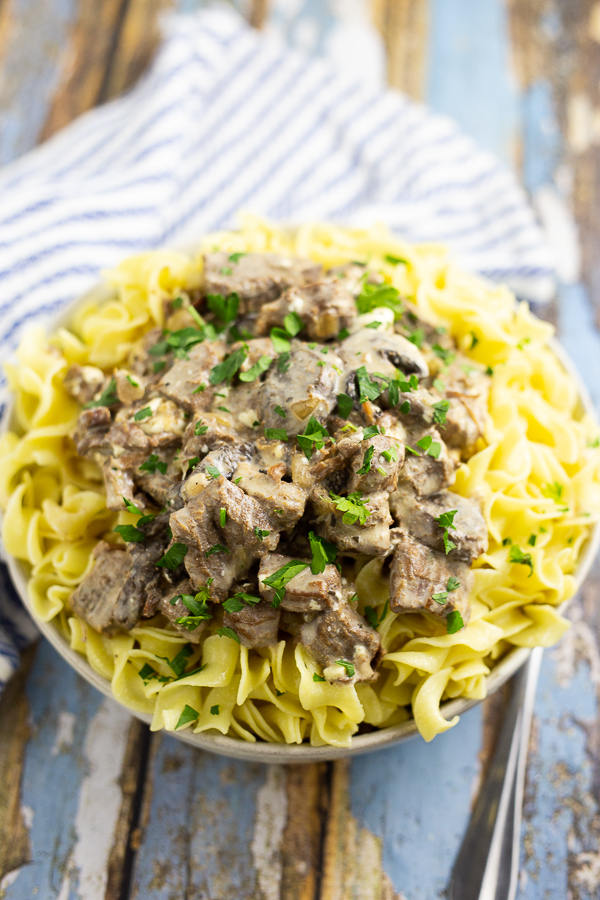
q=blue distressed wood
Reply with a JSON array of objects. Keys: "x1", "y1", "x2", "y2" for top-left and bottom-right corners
[
  {"x1": 350, "y1": 704, "x2": 483, "y2": 899},
  {"x1": 129, "y1": 737, "x2": 270, "y2": 899},
  {"x1": 2, "y1": 639, "x2": 127, "y2": 900}
]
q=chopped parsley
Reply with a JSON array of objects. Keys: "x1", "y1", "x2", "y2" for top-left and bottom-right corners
[
  {"x1": 337, "y1": 393, "x2": 354, "y2": 419},
  {"x1": 126, "y1": 375, "x2": 139, "y2": 388},
  {"x1": 193, "y1": 383, "x2": 207, "y2": 394},
  {"x1": 447, "y1": 576, "x2": 460, "y2": 592},
  {"x1": 433, "y1": 344, "x2": 456, "y2": 366},
  {"x1": 385, "y1": 254, "x2": 408, "y2": 266},
  {"x1": 434, "y1": 509, "x2": 458, "y2": 554},
  {"x1": 446, "y1": 611, "x2": 464, "y2": 634},
  {"x1": 265, "y1": 428, "x2": 288, "y2": 441},
  {"x1": 365, "y1": 321, "x2": 382, "y2": 329},
  {"x1": 139, "y1": 454, "x2": 168, "y2": 475},
  {"x1": 229, "y1": 252, "x2": 246, "y2": 263},
  {"x1": 400, "y1": 400, "x2": 411, "y2": 414},
  {"x1": 416, "y1": 434, "x2": 441, "y2": 458},
  {"x1": 262, "y1": 559, "x2": 309, "y2": 608},
  {"x1": 222, "y1": 596, "x2": 244, "y2": 613},
  {"x1": 338, "y1": 328, "x2": 350, "y2": 340},
  {"x1": 357, "y1": 445, "x2": 375, "y2": 475},
  {"x1": 433, "y1": 378, "x2": 445, "y2": 392},
  {"x1": 254, "y1": 526, "x2": 270, "y2": 541},
  {"x1": 407, "y1": 328, "x2": 425, "y2": 349},
  {"x1": 274, "y1": 405, "x2": 287, "y2": 418},
  {"x1": 206, "y1": 543, "x2": 229, "y2": 557},
  {"x1": 186, "y1": 456, "x2": 200, "y2": 471},
  {"x1": 381, "y1": 445, "x2": 398, "y2": 463},
  {"x1": 175, "y1": 704, "x2": 199, "y2": 730},
  {"x1": 308, "y1": 531, "x2": 337, "y2": 574},
  {"x1": 509, "y1": 544, "x2": 534, "y2": 577},
  {"x1": 114, "y1": 524, "x2": 145, "y2": 543},
  {"x1": 216, "y1": 626, "x2": 240, "y2": 643},
  {"x1": 220, "y1": 267, "x2": 233, "y2": 276},
  {"x1": 284, "y1": 312, "x2": 303, "y2": 336},
  {"x1": 362, "y1": 425, "x2": 381, "y2": 440},
  {"x1": 542, "y1": 482, "x2": 563, "y2": 502},
  {"x1": 231, "y1": 592, "x2": 261, "y2": 606},
  {"x1": 153, "y1": 360, "x2": 166, "y2": 374},
  {"x1": 205, "y1": 465, "x2": 221, "y2": 480},
  {"x1": 356, "y1": 281, "x2": 403, "y2": 318},
  {"x1": 356, "y1": 366, "x2": 383, "y2": 403},
  {"x1": 270, "y1": 327, "x2": 292, "y2": 354},
  {"x1": 336, "y1": 659, "x2": 355, "y2": 677},
  {"x1": 239, "y1": 355, "x2": 273, "y2": 382},
  {"x1": 209, "y1": 347, "x2": 247, "y2": 385},
  {"x1": 388, "y1": 373, "x2": 419, "y2": 407},
  {"x1": 432, "y1": 399, "x2": 450, "y2": 426},
  {"x1": 297, "y1": 416, "x2": 330, "y2": 460},
  {"x1": 84, "y1": 377, "x2": 119, "y2": 409},
  {"x1": 211, "y1": 705, "x2": 220, "y2": 715},
  {"x1": 133, "y1": 406, "x2": 152, "y2": 421},
  {"x1": 329, "y1": 491, "x2": 371, "y2": 526},
  {"x1": 277, "y1": 351, "x2": 291, "y2": 372},
  {"x1": 364, "y1": 600, "x2": 389, "y2": 629},
  {"x1": 313, "y1": 673, "x2": 326, "y2": 682},
  {"x1": 527, "y1": 534, "x2": 537, "y2": 547},
  {"x1": 219, "y1": 507, "x2": 227, "y2": 527},
  {"x1": 195, "y1": 420, "x2": 209, "y2": 436},
  {"x1": 156, "y1": 542, "x2": 188, "y2": 570}
]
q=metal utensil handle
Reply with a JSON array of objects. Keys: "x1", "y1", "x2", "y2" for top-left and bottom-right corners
[{"x1": 448, "y1": 647, "x2": 543, "y2": 900}]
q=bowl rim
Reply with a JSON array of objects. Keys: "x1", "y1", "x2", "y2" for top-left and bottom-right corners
[{"x1": 3, "y1": 275, "x2": 600, "y2": 764}]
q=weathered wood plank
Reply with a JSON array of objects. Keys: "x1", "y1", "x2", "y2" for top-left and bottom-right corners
[
  {"x1": 0, "y1": 639, "x2": 143, "y2": 900},
  {"x1": 129, "y1": 734, "x2": 328, "y2": 900},
  {"x1": 0, "y1": 645, "x2": 35, "y2": 888},
  {"x1": 371, "y1": 0, "x2": 429, "y2": 99}
]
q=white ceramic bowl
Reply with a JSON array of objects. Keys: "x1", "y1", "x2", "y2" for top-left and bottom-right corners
[{"x1": 4, "y1": 279, "x2": 600, "y2": 763}]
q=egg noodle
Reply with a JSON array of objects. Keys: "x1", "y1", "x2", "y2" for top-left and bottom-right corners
[{"x1": 2, "y1": 215, "x2": 600, "y2": 746}]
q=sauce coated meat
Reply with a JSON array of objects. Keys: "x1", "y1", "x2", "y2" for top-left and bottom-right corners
[{"x1": 66, "y1": 252, "x2": 490, "y2": 684}]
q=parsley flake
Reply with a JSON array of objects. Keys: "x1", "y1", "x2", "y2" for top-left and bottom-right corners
[
  {"x1": 356, "y1": 366, "x2": 383, "y2": 403},
  {"x1": 133, "y1": 406, "x2": 152, "y2": 421},
  {"x1": 263, "y1": 559, "x2": 309, "y2": 608},
  {"x1": 139, "y1": 454, "x2": 167, "y2": 475},
  {"x1": 308, "y1": 531, "x2": 337, "y2": 574},
  {"x1": 265, "y1": 428, "x2": 288, "y2": 441},
  {"x1": 209, "y1": 347, "x2": 247, "y2": 385},
  {"x1": 239, "y1": 355, "x2": 272, "y2": 382},
  {"x1": 357, "y1": 445, "x2": 375, "y2": 475},
  {"x1": 336, "y1": 660, "x2": 355, "y2": 677},
  {"x1": 254, "y1": 526, "x2": 270, "y2": 541},
  {"x1": 217, "y1": 626, "x2": 240, "y2": 643},
  {"x1": 114, "y1": 524, "x2": 145, "y2": 543},
  {"x1": 175, "y1": 704, "x2": 199, "y2": 730},
  {"x1": 211, "y1": 704, "x2": 220, "y2": 715},
  {"x1": 274, "y1": 405, "x2": 287, "y2": 418},
  {"x1": 329, "y1": 491, "x2": 371, "y2": 525},
  {"x1": 313, "y1": 673, "x2": 326, "y2": 683},
  {"x1": 206, "y1": 543, "x2": 229, "y2": 557},
  {"x1": 195, "y1": 420, "x2": 208, "y2": 436},
  {"x1": 509, "y1": 544, "x2": 534, "y2": 577},
  {"x1": 446, "y1": 611, "x2": 464, "y2": 634},
  {"x1": 337, "y1": 393, "x2": 354, "y2": 419},
  {"x1": 157, "y1": 542, "x2": 188, "y2": 570},
  {"x1": 84, "y1": 377, "x2": 119, "y2": 409},
  {"x1": 432, "y1": 399, "x2": 450, "y2": 426}
]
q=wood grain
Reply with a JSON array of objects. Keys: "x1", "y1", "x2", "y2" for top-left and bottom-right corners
[
  {"x1": 509, "y1": 0, "x2": 600, "y2": 317},
  {"x1": 371, "y1": 0, "x2": 429, "y2": 98},
  {"x1": 0, "y1": 645, "x2": 35, "y2": 883},
  {"x1": 280, "y1": 764, "x2": 328, "y2": 900}
]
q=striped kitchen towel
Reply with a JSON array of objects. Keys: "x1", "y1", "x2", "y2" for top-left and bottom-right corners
[{"x1": 0, "y1": 3, "x2": 553, "y2": 688}]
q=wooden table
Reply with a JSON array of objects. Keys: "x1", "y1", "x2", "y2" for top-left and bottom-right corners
[{"x1": 1, "y1": 1, "x2": 600, "y2": 898}]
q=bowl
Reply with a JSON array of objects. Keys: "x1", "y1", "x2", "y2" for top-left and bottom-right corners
[{"x1": 4, "y1": 278, "x2": 600, "y2": 764}]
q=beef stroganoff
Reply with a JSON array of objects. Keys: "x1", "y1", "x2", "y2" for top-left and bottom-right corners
[{"x1": 2, "y1": 217, "x2": 599, "y2": 747}]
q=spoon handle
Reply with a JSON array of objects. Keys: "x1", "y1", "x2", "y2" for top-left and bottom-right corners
[{"x1": 448, "y1": 647, "x2": 543, "y2": 900}]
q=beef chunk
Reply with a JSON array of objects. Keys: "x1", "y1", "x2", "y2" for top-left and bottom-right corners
[
  {"x1": 112, "y1": 513, "x2": 171, "y2": 629},
  {"x1": 69, "y1": 541, "x2": 130, "y2": 633},
  {"x1": 312, "y1": 488, "x2": 393, "y2": 557},
  {"x1": 255, "y1": 281, "x2": 357, "y2": 341},
  {"x1": 399, "y1": 424, "x2": 458, "y2": 497},
  {"x1": 347, "y1": 435, "x2": 404, "y2": 493},
  {"x1": 438, "y1": 363, "x2": 490, "y2": 456},
  {"x1": 223, "y1": 600, "x2": 280, "y2": 648},
  {"x1": 102, "y1": 459, "x2": 135, "y2": 510},
  {"x1": 157, "y1": 578, "x2": 207, "y2": 642},
  {"x1": 338, "y1": 329, "x2": 428, "y2": 380},
  {"x1": 257, "y1": 345, "x2": 342, "y2": 435},
  {"x1": 156, "y1": 341, "x2": 226, "y2": 411},
  {"x1": 64, "y1": 364, "x2": 105, "y2": 406},
  {"x1": 233, "y1": 460, "x2": 307, "y2": 531},
  {"x1": 73, "y1": 406, "x2": 111, "y2": 457},
  {"x1": 181, "y1": 412, "x2": 239, "y2": 463},
  {"x1": 203, "y1": 252, "x2": 321, "y2": 315},
  {"x1": 169, "y1": 477, "x2": 278, "y2": 599},
  {"x1": 300, "y1": 604, "x2": 381, "y2": 683},
  {"x1": 137, "y1": 466, "x2": 184, "y2": 510},
  {"x1": 389, "y1": 528, "x2": 472, "y2": 622},
  {"x1": 258, "y1": 553, "x2": 341, "y2": 612},
  {"x1": 389, "y1": 488, "x2": 488, "y2": 563}
]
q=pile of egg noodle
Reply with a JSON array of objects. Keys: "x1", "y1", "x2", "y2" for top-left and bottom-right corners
[{"x1": 2, "y1": 216, "x2": 600, "y2": 747}]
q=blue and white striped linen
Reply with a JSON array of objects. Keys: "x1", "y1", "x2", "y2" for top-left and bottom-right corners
[{"x1": 0, "y1": 5, "x2": 553, "y2": 690}]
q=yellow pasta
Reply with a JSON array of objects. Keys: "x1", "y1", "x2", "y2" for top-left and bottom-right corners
[{"x1": 2, "y1": 215, "x2": 599, "y2": 747}]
